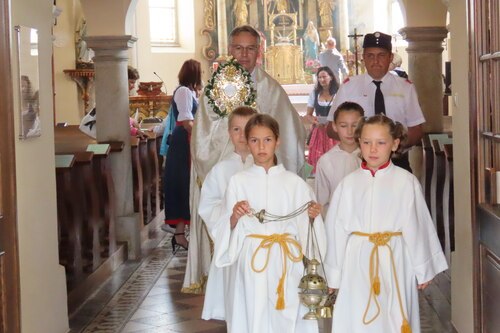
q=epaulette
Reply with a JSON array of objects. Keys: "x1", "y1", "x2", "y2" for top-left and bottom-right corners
[
  {"x1": 343, "y1": 77, "x2": 350, "y2": 84},
  {"x1": 405, "y1": 79, "x2": 413, "y2": 84}
]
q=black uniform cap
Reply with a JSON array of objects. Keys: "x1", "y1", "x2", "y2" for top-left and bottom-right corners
[{"x1": 362, "y1": 32, "x2": 392, "y2": 52}]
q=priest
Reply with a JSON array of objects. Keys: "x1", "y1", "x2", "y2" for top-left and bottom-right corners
[{"x1": 181, "y1": 25, "x2": 306, "y2": 294}]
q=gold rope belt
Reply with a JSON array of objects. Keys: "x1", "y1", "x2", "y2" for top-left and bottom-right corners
[
  {"x1": 351, "y1": 231, "x2": 412, "y2": 333},
  {"x1": 248, "y1": 233, "x2": 303, "y2": 310}
]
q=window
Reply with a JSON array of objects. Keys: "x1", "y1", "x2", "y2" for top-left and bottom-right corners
[{"x1": 149, "y1": 0, "x2": 178, "y2": 47}]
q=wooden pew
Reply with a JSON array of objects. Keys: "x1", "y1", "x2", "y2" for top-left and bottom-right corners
[
  {"x1": 54, "y1": 127, "x2": 119, "y2": 278},
  {"x1": 430, "y1": 135, "x2": 453, "y2": 251},
  {"x1": 130, "y1": 136, "x2": 144, "y2": 224},
  {"x1": 55, "y1": 154, "x2": 84, "y2": 287},
  {"x1": 443, "y1": 144, "x2": 454, "y2": 263}
]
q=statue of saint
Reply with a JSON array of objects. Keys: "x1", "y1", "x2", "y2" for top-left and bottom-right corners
[
  {"x1": 275, "y1": 0, "x2": 288, "y2": 13},
  {"x1": 76, "y1": 19, "x2": 91, "y2": 63},
  {"x1": 303, "y1": 21, "x2": 320, "y2": 61},
  {"x1": 317, "y1": 0, "x2": 335, "y2": 27},
  {"x1": 233, "y1": 0, "x2": 248, "y2": 27}
]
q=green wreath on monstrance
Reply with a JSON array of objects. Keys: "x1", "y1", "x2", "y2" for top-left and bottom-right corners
[{"x1": 205, "y1": 57, "x2": 257, "y2": 118}]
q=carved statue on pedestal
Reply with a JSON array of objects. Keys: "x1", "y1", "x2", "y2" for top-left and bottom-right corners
[
  {"x1": 317, "y1": 0, "x2": 335, "y2": 27},
  {"x1": 275, "y1": 0, "x2": 289, "y2": 13},
  {"x1": 303, "y1": 21, "x2": 320, "y2": 61},
  {"x1": 233, "y1": 0, "x2": 249, "y2": 27}
]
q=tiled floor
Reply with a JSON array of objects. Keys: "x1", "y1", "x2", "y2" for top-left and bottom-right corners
[{"x1": 70, "y1": 228, "x2": 456, "y2": 333}]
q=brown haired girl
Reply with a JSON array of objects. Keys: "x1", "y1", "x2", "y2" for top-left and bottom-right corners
[{"x1": 213, "y1": 114, "x2": 325, "y2": 333}]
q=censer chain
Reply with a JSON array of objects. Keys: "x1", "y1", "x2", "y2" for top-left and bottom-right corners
[{"x1": 249, "y1": 200, "x2": 314, "y2": 224}]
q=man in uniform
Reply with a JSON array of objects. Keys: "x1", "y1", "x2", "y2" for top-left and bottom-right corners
[
  {"x1": 327, "y1": 31, "x2": 424, "y2": 172},
  {"x1": 319, "y1": 37, "x2": 349, "y2": 84},
  {"x1": 182, "y1": 25, "x2": 306, "y2": 294}
]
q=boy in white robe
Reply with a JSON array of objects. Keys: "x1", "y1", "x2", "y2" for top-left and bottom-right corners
[
  {"x1": 315, "y1": 102, "x2": 364, "y2": 217},
  {"x1": 199, "y1": 107, "x2": 257, "y2": 321},
  {"x1": 214, "y1": 114, "x2": 325, "y2": 333},
  {"x1": 324, "y1": 115, "x2": 448, "y2": 333}
]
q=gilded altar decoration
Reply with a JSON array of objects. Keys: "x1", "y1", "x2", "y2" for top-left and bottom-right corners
[
  {"x1": 233, "y1": 0, "x2": 249, "y2": 27},
  {"x1": 205, "y1": 57, "x2": 256, "y2": 118},
  {"x1": 202, "y1": 0, "x2": 217, "y2": 61},
  {"x1": 317, "y1": 0, "x2": 335, "y2": 28}
]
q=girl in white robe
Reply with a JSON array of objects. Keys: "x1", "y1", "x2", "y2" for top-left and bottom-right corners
[
  {"x1": 214, "y1": 114, "x2": 326, "y2": 333},
  {"x1": 315, "y1": 102, "x2": 364, "y2": 217},
  {"x1": 324, "y1": 115, "x2": 448, "y2": 333},
  {"x1": 199, "y1": 107, "x2": 256, "y2": 321}
]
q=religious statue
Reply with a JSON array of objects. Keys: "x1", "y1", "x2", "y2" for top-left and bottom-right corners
[
  {"x1": 233, "y1": 0, "x2": 248, "y2": 27},
  {"x1": 75, "y1": 19, "x2": 93, "y2": 66},
  {"x1": 303, "y1": 21, "x2": 320, "y2": 61},
  {"x1": 317, "y1": 0, "x2": 335, "y2": 27},
  {"x1": 275, "y1": 0, "x2": 288, "y2": 13}
]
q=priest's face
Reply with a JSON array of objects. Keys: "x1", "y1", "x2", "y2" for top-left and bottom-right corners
[
  {"x1": 359, "y1": 123, "x2": 399, "y2": 170},
  {"x1": 362, "y1": 47, "x2": 393, "y2": 80},
  {"x1": 229, "y1": 32, "x2": 260, "y2": 73},
  {"x1": 247, "y1": 125, "x2": 280, "y2": 170}
]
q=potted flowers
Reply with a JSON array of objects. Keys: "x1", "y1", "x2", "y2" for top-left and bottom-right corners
[{"x1": 304, "y1": 59, "x2": 321, "y2": 83}]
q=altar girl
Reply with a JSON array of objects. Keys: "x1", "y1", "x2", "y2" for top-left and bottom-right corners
[
  {"x1": 324, "y1": 115, "x2": 448, "y2": 333},
  {"x1": 214, "y1": 114, "x2": 325, "y2": 333},
  {"x1": 199, "y1": 106, "x2": 257, "y2": 321}
]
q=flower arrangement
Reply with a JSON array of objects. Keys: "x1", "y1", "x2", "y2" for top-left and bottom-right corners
[
  {"x1": 304, "y1": 59, "x2": 321, "y2": 75},
  {"x1": 205, "y1": 57, "x2": 257, "y2": 118}
]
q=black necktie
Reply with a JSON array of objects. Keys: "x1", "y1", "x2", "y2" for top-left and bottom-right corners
[{"x1": 373, "y1": 80, "x2": 386, "y2": 115}]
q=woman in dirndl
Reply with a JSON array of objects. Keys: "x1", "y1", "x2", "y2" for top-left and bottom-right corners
[
  {"x1": 163, "y1": 59, "x2": 202, "y2": 251},
  {"x1": 305, "y1": 66, "x2": 339, "y2": 173}
]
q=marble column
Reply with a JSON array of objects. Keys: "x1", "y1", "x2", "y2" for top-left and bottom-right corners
[
  {"x1": 85, "y1": 35, "x2": 142, "y2": 259},
  {"x1": 216, "y1": 0, "x2": 228, "y2": 58},
  {"x1": 399, "y1": 26, "x2": 448, "y2": 133}
]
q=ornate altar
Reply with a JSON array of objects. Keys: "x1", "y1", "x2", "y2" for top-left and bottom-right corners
[
  {"x1": 129, "y1": 81, "x2": 171, "y2": 122},
  {"x1": 265, "y1": 12, "x2": 305, "y2": 84}
]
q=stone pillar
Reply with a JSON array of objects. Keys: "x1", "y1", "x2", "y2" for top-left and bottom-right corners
[
  {"x1": 217, "y1": 0, "x2": 228, "y2": 58},
  {"x1": 399, "y1": 26, "x2": 448, "y2": 133},
  {"x1": 85, "y1": 35, "x2": 142, "y2": 259},
  {"x1": 338, "y1": 0, "x2": 349, "y2": 51}
]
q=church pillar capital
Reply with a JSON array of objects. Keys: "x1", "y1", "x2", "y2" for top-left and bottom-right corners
[
  {"x1": 85, "y1": 34, "x2": 142, "y2": 259},
  {"x1": 397, "y1": 26, "x2": 448, "y2": 134},
  {"x1": 398, "y1": 26, "x2": 448, "y2": 53}
]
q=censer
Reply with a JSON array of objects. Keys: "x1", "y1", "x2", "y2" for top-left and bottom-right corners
[
  {"x1": 247, "y1": 201, "x2": 334, "y2": 319},
  {"x1": 298, "y1": 217, "x2": 334, "y2": 320}
]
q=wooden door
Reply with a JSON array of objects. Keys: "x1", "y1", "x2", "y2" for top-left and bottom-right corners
[
  {"x1": 469, "y1": 0, "x2": 500, "y2": 332},
  {"x1": 0, "y1": 0, "x2": 21, "y2": 332}
]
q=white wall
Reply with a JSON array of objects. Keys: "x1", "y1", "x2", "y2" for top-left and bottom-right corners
[
  {"x1": 11, "y1": 1, "x2": 69, "y2": 333},
  {"x1": 53, "y1": 0, "x2": 83, "y2": 124},
  {"x1": 132, "y1": 0, "x2": 210, "y2": 93}
]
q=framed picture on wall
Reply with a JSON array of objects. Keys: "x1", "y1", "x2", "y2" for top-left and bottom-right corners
[{"x1": 14, "y1": 25, "x2": 41, "y2": 140}]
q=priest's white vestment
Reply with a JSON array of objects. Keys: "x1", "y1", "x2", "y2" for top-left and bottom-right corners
[
  {"x1": 199, "y1": 152, "x2": 253, "y2": 320},
  {"x1": 324, "y1": 163, "x2": 448, "y2": 333},
  {"x1": 183, "y1": 65, "x2": 307, "y2": 293},
  {"x1": 214, "y1": 164, "x2": 325, "y2": 333}
]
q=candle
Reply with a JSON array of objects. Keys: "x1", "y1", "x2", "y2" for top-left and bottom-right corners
[{"x1": 300, "y1": 39, "x2": 303, "y2": 51}]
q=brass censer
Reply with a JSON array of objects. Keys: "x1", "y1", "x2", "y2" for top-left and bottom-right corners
[{"x1": 298, "y1": 218, "x2": 334, "y2": 320}]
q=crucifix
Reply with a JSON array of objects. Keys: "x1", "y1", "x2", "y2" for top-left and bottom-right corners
[{"x1": 348, "y1": 28, "x2": 364, "y2": 75}]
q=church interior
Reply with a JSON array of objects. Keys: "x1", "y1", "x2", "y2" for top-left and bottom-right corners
[{"x1": 0, "y1": 0, "x2": 498, "y2": 332}]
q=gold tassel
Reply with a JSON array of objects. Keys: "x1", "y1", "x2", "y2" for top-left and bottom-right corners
[
  {"x1": 401, "y1": 319, "x2": 412, "y2": 333},
  {"x1": 373, "y1": 276, "x2": 380, "y2": 295},
  {"x1": 275, "y1": 276, "x2": 285, "y2": 310}
]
